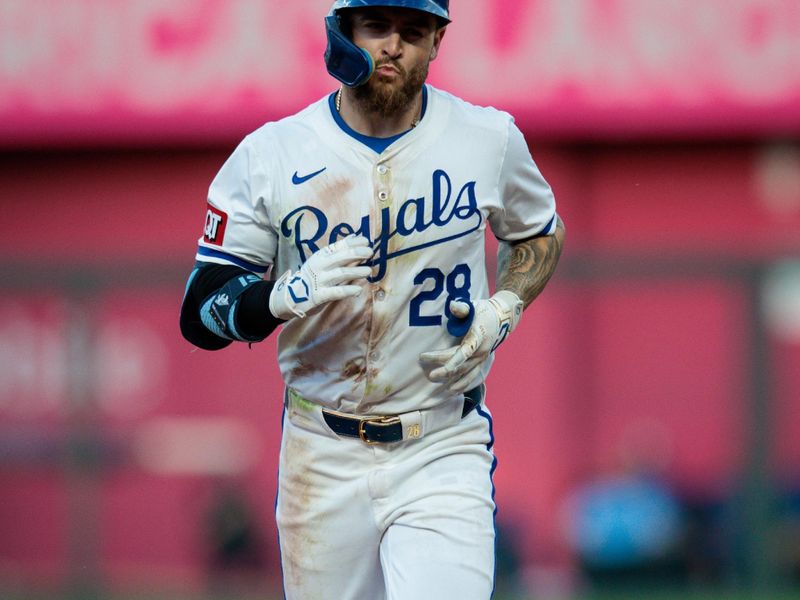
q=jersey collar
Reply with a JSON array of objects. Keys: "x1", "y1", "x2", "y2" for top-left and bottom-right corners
[{"x1": 328, "y1": 85, "x2": 429, "y2": 154}]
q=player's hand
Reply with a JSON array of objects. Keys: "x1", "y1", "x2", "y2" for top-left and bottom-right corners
[
  {"x1": 269, "y1": 235, "x2": 373, "y2": 319},
  {"x1": 419, "y1": 291, "x2": 523, "y2": 393}
]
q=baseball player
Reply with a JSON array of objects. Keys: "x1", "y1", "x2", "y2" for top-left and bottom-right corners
[{"x1": 180, "y1": 1, "x2": 565, "y2": 598}]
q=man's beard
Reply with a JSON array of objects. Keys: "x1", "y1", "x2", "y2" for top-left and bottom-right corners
[{"x1": 352, "y1": 59, "x2": 429, "y2": 119}]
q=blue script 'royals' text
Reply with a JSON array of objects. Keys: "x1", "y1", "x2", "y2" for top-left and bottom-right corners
[{"x1": 280, "y1": 169, "x2": 483, "y2": 281}]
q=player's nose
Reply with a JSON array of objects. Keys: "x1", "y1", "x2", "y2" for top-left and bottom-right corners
[{"x1": 381, "y1": 30, "x2": 403, "y2": 58}]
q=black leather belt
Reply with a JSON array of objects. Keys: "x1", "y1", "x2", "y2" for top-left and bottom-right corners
[{"x1": 321, "y1": 385, "x2": 484, "y2": 444}]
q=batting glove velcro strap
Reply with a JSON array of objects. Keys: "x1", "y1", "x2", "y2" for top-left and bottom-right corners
[
  {"x1": 268, "y1": 235, "x2": 373, "y2": 320},
  {"x1": 419, "y1": 290, "x2": 523, "y2": 393}
]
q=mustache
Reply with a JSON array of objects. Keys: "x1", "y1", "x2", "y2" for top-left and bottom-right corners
[{"x1": 374, "y1": 59, "x2": 406, "y2": 76}]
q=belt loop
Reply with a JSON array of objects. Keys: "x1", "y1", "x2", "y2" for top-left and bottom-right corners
[{"x1": 399, "y1": 411, "x2": 423, "y2": 441}]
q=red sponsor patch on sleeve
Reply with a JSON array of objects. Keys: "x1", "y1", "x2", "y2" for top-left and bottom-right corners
[{"x1": 203, "y1": 204, "x2": 228, "y2": 245}]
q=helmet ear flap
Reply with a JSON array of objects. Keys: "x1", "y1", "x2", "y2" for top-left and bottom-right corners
[{"x1": 324, "y1": 15, "x2": 375, "y2": 87}]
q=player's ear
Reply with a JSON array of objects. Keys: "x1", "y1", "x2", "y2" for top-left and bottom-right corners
[{"x1": 430, "y1": 26, "x2": 446, "y2": 61}]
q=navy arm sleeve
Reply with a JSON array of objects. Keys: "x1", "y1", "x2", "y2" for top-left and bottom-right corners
[{"x1": 180, "y1": 263, "x2": 285, "y2": 351}]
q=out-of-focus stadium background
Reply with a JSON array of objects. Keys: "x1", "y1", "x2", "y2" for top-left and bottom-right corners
[{"x1": 1, "y1": 1, "x2": 799, "y2": 599}]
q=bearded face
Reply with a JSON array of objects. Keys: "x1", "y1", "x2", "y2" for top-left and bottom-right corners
[
  {"x1": 343, "y1": 7, "x2": 443, "y2": 121},
  {"x1": 352, "y1": 57, "x2": 430, "y2": 119}
]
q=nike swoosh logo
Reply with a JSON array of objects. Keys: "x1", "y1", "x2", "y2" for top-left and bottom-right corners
[{"x1": 292, "y1": 167, "x2": 327, "y2": 185}]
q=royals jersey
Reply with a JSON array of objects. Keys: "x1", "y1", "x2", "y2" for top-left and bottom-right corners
[{"x1": 196, "y1": 84, "x2": 556, "y2": 415}]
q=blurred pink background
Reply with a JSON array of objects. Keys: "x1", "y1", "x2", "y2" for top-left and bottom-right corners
[{"x1": 1, "y1": 1, "x2": 799, "y2": 598}]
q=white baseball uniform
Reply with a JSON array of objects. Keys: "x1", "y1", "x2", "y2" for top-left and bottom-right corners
[{"x1": 195, "y1": 84, "x2": 556, "y2": 599}]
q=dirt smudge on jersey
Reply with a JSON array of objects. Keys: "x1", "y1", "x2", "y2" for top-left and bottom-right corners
[
  {"x1": 313, "y1": 176, "x2": 356, "y2": 225},
  {"x1": 359, "y1": 289, "x2": 376, "y2": 347},
  {"x1": 316, "y1": 292, "x2": 364, "y2": 332},
  {"x1": 288, "y1": 358, "x2": 332, "y2": 380},
  {"x1": 342, "y1": 357, "x2": 367, "y2": 382},
  {"x1": 363, "y1": 368, "x2": 382, "y2": 396},
  {"x1": 291, "y1": 288, "x2": 368, "y2": 347},
  {"x1": 284, "y1": 297, "x2": 367, "y2": 383}
]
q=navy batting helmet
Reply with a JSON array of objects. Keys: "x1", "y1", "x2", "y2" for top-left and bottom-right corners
[{"x1": 324, "y1": 0, "x2": 450, "y2": 87}]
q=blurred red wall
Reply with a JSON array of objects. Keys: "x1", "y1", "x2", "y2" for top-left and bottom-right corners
[
  {"x1": 1, "y1": 141, "x2": 798, "y2": 590},
  {"x1": 1, "y1": 0, "x2": 799, "y2": 593}
]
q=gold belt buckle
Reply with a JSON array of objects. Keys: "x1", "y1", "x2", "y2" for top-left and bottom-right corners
[{"x1": 358, "y1": 415, "x2": 401, "y2": 445}]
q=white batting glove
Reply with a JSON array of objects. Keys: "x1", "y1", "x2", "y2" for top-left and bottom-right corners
[
  {"x1": 419, "y1": 290, "x2": 524, "y2": 393},
  {"x1": 269, "y1": 235, "x2": 373, "y2": 320}
]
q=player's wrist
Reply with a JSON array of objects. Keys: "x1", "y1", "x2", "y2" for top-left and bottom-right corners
[
  {"x1": 269, "y1": 269, "x2": 308, "y2": 320},
  {"x1": 489, "y1": 290, "x2": 523, "y2": 334}
]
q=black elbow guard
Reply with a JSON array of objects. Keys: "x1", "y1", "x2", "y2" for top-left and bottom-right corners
[
  {"x1": 180, "y1": 263, "x2": 284, "y2": 350},
  {"x1": 198, "y1": 273, "x2": 265, "y2": 343},
  {"x1": 180, "y1": 266, "x2": 235, "y2": 350}
]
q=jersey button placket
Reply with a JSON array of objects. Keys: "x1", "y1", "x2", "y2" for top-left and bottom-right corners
[
  {"x1": 365, "y1": 162, "x2": 391, "y2": 386},
  {"x1": 376, "y1": 162, "x2": 391, "y2": 206}
]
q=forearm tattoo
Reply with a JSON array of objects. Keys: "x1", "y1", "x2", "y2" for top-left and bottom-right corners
[{"x1": 496, "y1": 216, "x2": 565, "y2": 308}]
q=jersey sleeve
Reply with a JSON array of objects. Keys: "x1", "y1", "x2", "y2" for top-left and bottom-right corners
[
  {"x1": 489, "y1": 120, "x2": 557, "y2": 241},
  {"x1": 195, "y1": 135, "x2": 278, "y2": 274}
]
